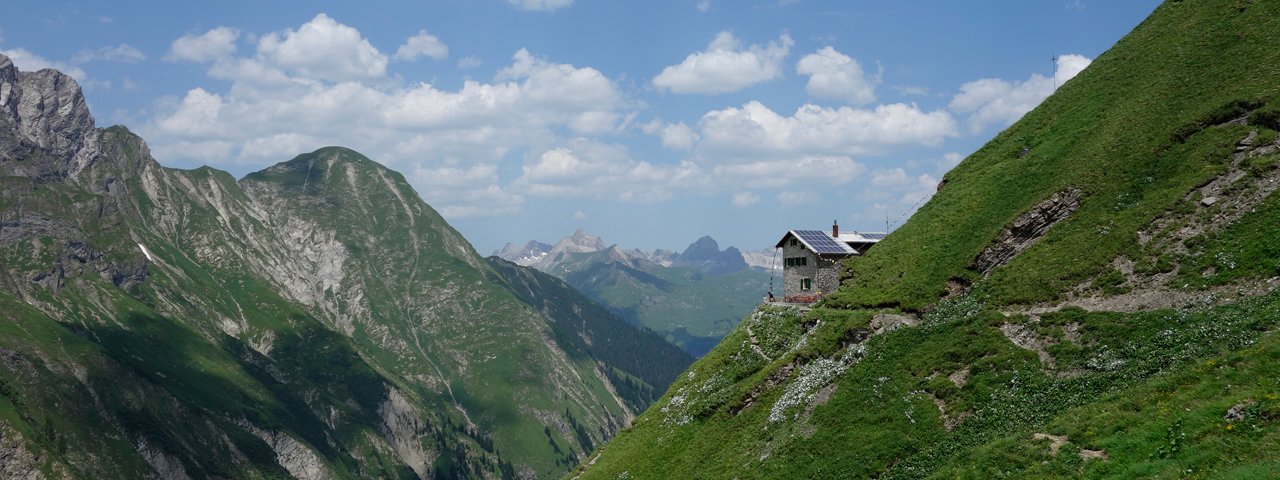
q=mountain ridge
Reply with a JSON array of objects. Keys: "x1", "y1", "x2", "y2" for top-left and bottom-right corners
[
  {"x1": 495, "y1": 230, "x2": 775, "y2": 356},
  {"x1": 0, "y1": 53, "x2": 684, "y2": 479}
]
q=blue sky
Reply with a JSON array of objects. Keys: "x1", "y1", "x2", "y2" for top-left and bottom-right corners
[{"x1": 1, "y1": 0, "x2": 1161, "y2": 254}]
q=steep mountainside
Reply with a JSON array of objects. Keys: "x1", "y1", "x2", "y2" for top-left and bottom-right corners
[
  {"x1": 577, "y1": 1, "x2": 1280, "y2": 478},
  {"x1": 482, "y1": 257, "x2": 692, "y2": 414},
  {"x1": 498, "y1": 232, "x2": 772, "y2": 357},
  {"x1": 0, "y1": 53, "x2": 676, "y2": 479}
]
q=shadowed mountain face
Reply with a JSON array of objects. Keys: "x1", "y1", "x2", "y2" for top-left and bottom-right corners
[
  {"x1": 0, "y1": 54, "x2": 685, "y2": 479},
  {"x1": 576, "y1": 1, "x2": 1280, "y2": 478}
]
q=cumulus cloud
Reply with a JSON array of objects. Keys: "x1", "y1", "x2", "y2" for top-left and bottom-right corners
[
  {"x1": 731, "y1": 191, "x2": 759, "y2": 207},
  {"x1": 150, "y1": 44, "x2": 625, "y2": 165},
  {"x1": 697, "y1": 100, "x2": 957, "y2": 159},
  {"x1": 1, "y1": 48, "x2": 86, "y2": 81},
  {"x1": 412, "y1": 164, "x2": 523, "y2": 218},
  {"x1": 167, "y1": 27, "x2": 239, "y2": 62},
  {"x1": 256, "y1": 13, "x2": 388, "y2": 81},
  {"x1": 697, "y1": 0, "x2": 712, "y2": 12},
  {"x1": 653, "y1": 32, "x2": 793, "y2": 94},
  {"x1": 146, "y1": 16, "x2": 632, "y2": 219},
  {"x1": 508, "y1": 0, "x2": 574, "y2": 11},
  {"x1": 395, "y1": 30, "x2": 448, "y2": 61},
  {"x1": 513, "y1": 139, "x2": 704, "y2": 203},
  {"x1": 642, "y1": 120, "x2": 699, "y2": 150},
  {"x1": 72, "y1": 44, "x2": 146, "y2": 64},
  {"x1": 949, "y1": 53, "x2": 1091, "y2": 132},
  {"x1": 796, "y1": 46, "x2": 878, "y2": 105}
]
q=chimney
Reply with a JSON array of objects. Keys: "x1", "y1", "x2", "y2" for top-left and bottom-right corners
[{"x1": 832, "y1": 219, "x2": 839, "y2": 238}]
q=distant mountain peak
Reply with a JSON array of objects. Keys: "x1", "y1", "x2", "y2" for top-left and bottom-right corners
[{"x1": 673, "y1": 235, "x2": 747, "y2": 274}]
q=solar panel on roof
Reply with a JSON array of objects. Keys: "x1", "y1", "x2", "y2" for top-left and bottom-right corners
[
  {"x1": 794, "y1": 230, "x2": 853, "y2": 254},
  {"x1": 860, "y1": 233, "x2": 888, "y2": 240}
]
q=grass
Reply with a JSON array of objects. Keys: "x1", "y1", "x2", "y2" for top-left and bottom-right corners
[
  {"x1": 826, "y1": 0, "x2": 1280, "y2": 311},
  {"x1": 577, "y1": 1, "x2": 1280, "y2": 478}
]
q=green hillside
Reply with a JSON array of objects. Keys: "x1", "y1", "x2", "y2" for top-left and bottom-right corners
[
  {"x1": 575, "y1": 1, "x2": 1280, "y2": 478},
  {"x1": 484, "y1": 256, "x2": 693, "y2": 413}
]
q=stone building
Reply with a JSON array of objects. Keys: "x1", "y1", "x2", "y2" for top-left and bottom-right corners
[{"x1": 773, "y1": 222, "x2": 884, "y2": 301}]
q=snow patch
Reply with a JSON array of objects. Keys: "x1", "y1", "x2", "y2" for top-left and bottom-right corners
[{"x1": 137, "y1": 243, "x2": 154, "y2": 261}]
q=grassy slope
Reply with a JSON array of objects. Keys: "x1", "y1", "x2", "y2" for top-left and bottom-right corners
[
  {"x1": 240, "y1": 147, "x2": 629, "y2": 477},
  {"x1": 827, "y1": 0, "x2": 1280, "y2": 310},
  {"x1": 484, "y1": 256, "x2": 693, "y2": 410},
  {"x1": 577, "y1": 1, "x2": 1280, "y2": 478}
]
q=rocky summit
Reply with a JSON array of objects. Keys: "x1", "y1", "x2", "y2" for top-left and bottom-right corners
[{"x1": 0, "y1": 54, "x2": 687, "y2": 479}]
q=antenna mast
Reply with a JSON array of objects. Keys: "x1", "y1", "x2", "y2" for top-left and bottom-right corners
[{"x1": 1052, "y1": 55, "x2": 1059, "y2": 90}]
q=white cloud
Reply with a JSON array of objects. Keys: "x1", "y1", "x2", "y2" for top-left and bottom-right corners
[
  {"x1": 573, "y1": 210, "x2": 588, "y2": 220},
  {"x1": 2, "y1": 47, "x2": 86, "y2": 81},
  {"x1": 167, "y1": 27, "x2": 239, "y2": 63},
  {"x1": 697, "y1": 0, "x2": 712, "y2": 12},
  {"x1": 731, "y1": 191, "x2": 759, "y2": 207},
  {"x1": 72, "y1": 44, "x2": 146, "y2": 64},
  {"x1": 149, "y1": 41, "x2": 627, "y2": 165},
  {"x1": 508, "y1": 0, "x2": 574, "y2": 11},
  {"x1": 147, "y1": 16, "x2": 635, "y2": 219},
  {"x1": 256, "y1": 13, "x2": 388, "y2": 82},
  {"x1": 457, "y1": 56, "x2": 482, "y2": 69},
  {"x1": 949, "y1": 53, "x2": 1091, "y2": 132},
  {"x1": 870, "y1": 167, "x2": 910, "y2": 187},
  {"x1": 642, "y1": 120, "x2": 699, "y2": 151},
  {"x1": 513, "y1": 139, "x2": 704, "y2": 202},
  {"x1": 395, "y1": 30, "x2": 448, "y2": 61},
  {"x1": 653, "y1": 32, "x2": 793, "y2": 94},
  {"x1": 796, "y1": 46, "x2": 878, "y2": 105},
  {"x1": 777, "y1": 191, "x2": 816, "y2": 206},
  {"x1": 411, "y1": 164, "x2": 524, "y2": 218},
  {"x1": 697, "y1": 100, "x2": 957, "y2": 159}
]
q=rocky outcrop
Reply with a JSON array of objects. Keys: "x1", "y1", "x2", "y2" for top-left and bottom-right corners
[
  {"x1": 378, "y1": 388, "x2": 433, "y2": 478},
  {"x1": 0, "y1": 422, "x2": 49, "y2": 480},
  {"x1": 0, "y1": 53, "x2": 99, "y2": 182},
  {"x1": 240, "y1": 423, "x2": 332, "y2": 480},
  {"x1": 971, "y1": 189, "x2": 1082, "y2": 276}
]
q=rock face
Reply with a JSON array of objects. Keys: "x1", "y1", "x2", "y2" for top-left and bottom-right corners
[
  {"x1": 970, "y1": 188, "x2": 1082, "y2": 276},
  {"x1": 0, "y1": 423, "x2": 48, "y2": 480},
  {"x1": 0, "y1": 55, "x2": 99, "y2": 181},
  {"x1": 0, "y1": 53, "x2": 671, "y2": 479}
]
